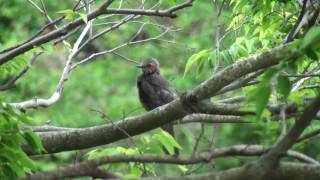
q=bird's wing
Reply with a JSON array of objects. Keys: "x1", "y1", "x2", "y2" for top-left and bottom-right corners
[
  {"x1": 137, "y1": 75, "x2": 163, "y2": 110},
  {"x1": 151, "y1": 75, "x2": 178, "y2": 104}
]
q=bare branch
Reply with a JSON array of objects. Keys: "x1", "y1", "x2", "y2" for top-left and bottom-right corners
[
  {"x1": 22, "y1": 41, "x2": 306, "y2": 155},
  {"x1": 25, "y1": 145, "x2": 318, "y2": 180},
  {"x1": 191, "y1": 124, "x2": 205, "y2": 157},
  {"x1": 298, "y1": 84, "x2": 320, "y2": 90},
  {"x1": 297, "y1": 128, "x2": 320, "y2": 143},
  {"x1": 143, "y1": 163, "x2": 320, "y2": 180},
  {"x1": 0, "y1": 0, "x2": 194, "y2": 65},
  {"x1": 31, "y1": 125, "x2": 80, "y2": 132},
  {"x1": 6, "y1": 15, "x2": 94, "y2": 110},
  {"x1": 71, "y1": 27, "x2": 178, "y2": 70},
  {"x1": 284, "y1": 73, "x2": 320, "y2": 77},
  {"x1": 215, "y1": 69, "x2": 264, "y2": 95},
  {"x1": 243, "y1": 95, "x2": 320, "y2": 179},
  {"x1": 178, "y1": 114, "x2": 246, "y2": 124},
  {"x1": 285, "y1": 0, "x2": 309, "y2": 43},
  {"x1": 218, "y1": 96, "x2": 245, "y2": 104}
]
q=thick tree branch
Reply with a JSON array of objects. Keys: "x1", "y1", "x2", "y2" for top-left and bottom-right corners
[
  {"x1": 31, "y1": 125, "x2": 80, "y2": 132},
  {"x1": 218, "y1": 96, "x2": 245, "y2": 104},
  {"x1": 285, "y1": 0, "x2": 308, "y2": 43},
  {"x1": 178, "y1": 114, "x2": 246, "y2": 124},
  {"x1": 215, "y1": 69, "x2": 264, "y2": 95},
  {"x1": 185, "y1": 42, "x2": 301, "y2": 103},
  {"x1": 23, "y1": 41, "x2": 306, "y2": 155},
  {"x1": 144, "y1": 163, "x2": 320, "y2": 180},
  {"x1": 297, "y1": 128, "x2": 320, "y2": 142},
  {"x1": 25, "y1": 145, "x2": 318, "y2": 180},
  {"x1": 242, "y1": 95, "x2": 320, "y2": 180}
]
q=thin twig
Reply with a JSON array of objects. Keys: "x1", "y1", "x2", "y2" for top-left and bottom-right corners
[
  {"x1": 71, "y1": 27, "x2": 178, "y2": 70},
  {"x1": 191, "y1": 124, "x2": 205, "y2": 157},
  {"x1": 0, "y1": 52, "x2": 42, "y2": 91}
]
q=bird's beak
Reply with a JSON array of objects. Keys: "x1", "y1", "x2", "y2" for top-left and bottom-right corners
[{"x1": 136, "y1": 64, "x2": 144, "y2": 68}]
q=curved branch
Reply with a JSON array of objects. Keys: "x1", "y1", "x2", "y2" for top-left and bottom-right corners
[
  {"x1": 23, "y1": 41, "x2": 305, "y2": 155},
  {"x1": 178, "y1": 114, "x2": 246, "y2": 124},
  {"x1": 242, "y1": 95, "x2": 320, "y2": 180},
  {"x1": 6, "y1": 13, "x2": 94, "y2": 111},
  {"x1": 147, "y1": 163, "x2": 320, "y2": 180},
  {"x1": 25, "y1": 145, "x2": 319, "y2": 180}
]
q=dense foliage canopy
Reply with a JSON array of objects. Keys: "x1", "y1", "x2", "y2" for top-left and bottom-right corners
[{"x1": 0, "y1": 0, "x2": 320, "y2": 179}]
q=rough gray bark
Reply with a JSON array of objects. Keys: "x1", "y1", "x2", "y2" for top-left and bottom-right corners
[
  {"x1": 149, "y1": 163, "x2": 320, "y2": 180},
  {"x1": 24, "y1": 41, "x2": 304, "y2": 155},
  {"x1": 25, "y1": 145, "x2": 319, "y2": 180}
]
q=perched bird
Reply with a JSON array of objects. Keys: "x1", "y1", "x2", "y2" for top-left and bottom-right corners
[{"x1": 136, "y1": 58, "x2": 179, "y2": 154}]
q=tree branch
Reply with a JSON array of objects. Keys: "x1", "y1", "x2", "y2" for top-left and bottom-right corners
[
  {"x1": 0, "y1": 0, "x2": 194, "y2": 65},
  {"x1": 25, "y1": 145, "x2": 318, "y2": 180},
  {"x1": 5, "y1": 10, "x2": 94, "y2": 111},
  {"x1": 144, "y1": 162, "x2": 320, "y2": 180},
  {"x1": 242, "y1": 95, "x2": 320, "y2": 180},
  {"x1": 23, "y1": 41, "x2": 306, "y2": 155},
  {"x1": 178, "y1": 114, "x2": 246, "y2": 124}
]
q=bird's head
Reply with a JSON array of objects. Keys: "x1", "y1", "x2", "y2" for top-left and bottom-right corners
[{"x1": 136, "y1": 58, "x2": 160, "y2": 75}]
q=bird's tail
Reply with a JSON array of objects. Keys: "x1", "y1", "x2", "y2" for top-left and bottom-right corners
[{"x1": 161, "y1": 123, "x2": 179, "y2": 156}]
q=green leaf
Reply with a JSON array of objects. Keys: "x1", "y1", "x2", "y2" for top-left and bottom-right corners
[
  {"x1": 159, "y1": 0, "x2": 176, "y2": 6},
  {"x1": 129, "y1": 164, "x2": 143, "y2": 178},
  {"x1": 2, "y1": 145, "x2": 36, "y2": 170},
  {"x1": 161, "y1": 130, "x2": 182, "y2": 149},
  {"x1": 14, "y1": 150, "x2": 36, "y2": 170},
  {"x1": 276, "y1": 75, "x2": 291, "y2": 99},
  {"x1": 177, "y1": 165, "x2": 188, "y2": 173},
  {"x1": 23, "y1": 131, "x2": 45, "y2": 153},
  {"x1": 115, "y1": 147, "x2": 138, "y2": 155},
  {"x1": 255, "y1": 83, "x2": 271, "y2": 117},
  {"x1": 263, "y1": 67, "x2": 279, "y2": 81},
  {"x1": 184, "y1": 49, "x2": 209, "y2": 76},
  {"x1": 2, "y1": 164, "x2": 17, "y2": 180},
  {"x1": 208, "y1": 52, "x2": 216, "y2": 69},
  {"x1": 302, "y1": 27, "x2": 320, "y2": 49},
  {"x1": 57, "y1": 9, "x2": 75, "y2": 20},
  {"x1": 78, "y1": 13, "x2": 88, "y2": 24},
  {"x1": 87, "y1": 148, "x2": 117, "y2": 159},
  {"x1": 305, "y1": 48, "x2": 318, "y2": 60},
  {"x1": 7, "y1": 160, "x2": 25, "y2": 177},
  {"x1": 153, "y1": 133, "x2": 174, "y2": 154},
  {"x1": 87, "y1": 146, "x2": 138, "y2": 160},
  {"x1": 153, "y1": 130, "x2": 182, "y2": 155}
]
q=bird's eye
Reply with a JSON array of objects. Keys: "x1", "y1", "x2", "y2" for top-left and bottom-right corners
[{"x1": 147, "y1": 63, "x2": 152, "y2": 67}]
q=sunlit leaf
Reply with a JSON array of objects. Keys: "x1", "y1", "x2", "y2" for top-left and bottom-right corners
[
  {"x1": 184, "y1": 49, "x2": 209, "y2": 76},
  {"x1": 153, "y1": 130, "x2": 182, "y2": 155},
  {"x1": 23, "y1": 131, "x2": 45, "y2": 153},
  {"x1": 57, "y1": 9, "x2": 75, "y2": 20},
  {"x1": 177, "y1": 165, "x2": 188, "y2": 173},
  {"x1": 276, "y1": 75, "x2": 291, "y2": 99},
  {"x1": 78, "y1": 13, "x2": 88, "y2": 24},
  {"x1": 302, "y1": 27, "x2": 320, "y2": 50},
  {"x1": 255, "y1": 83, "x2": 271, "y2": 117}
]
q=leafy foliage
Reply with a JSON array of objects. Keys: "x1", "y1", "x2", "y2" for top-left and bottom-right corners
[
  {"x1": 1, "y1": 0, "x2": 320, "y2": 179},
  {"x1": 87, "y1": 130, "x2": 183, "y2": 177},
  {"x1": 0, "y1": 105, "x2": 44, "y2": 179}
]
